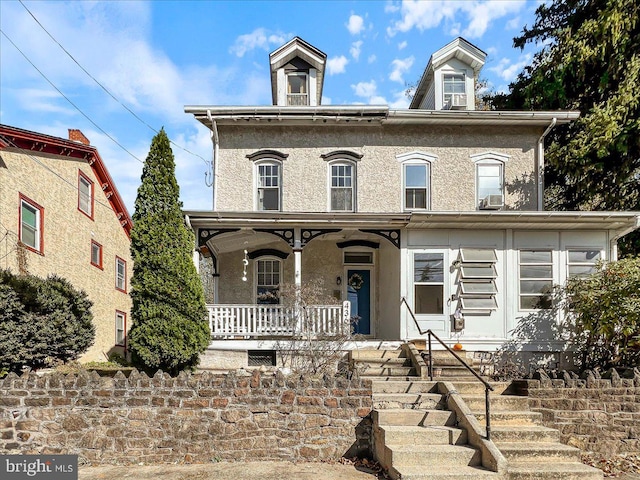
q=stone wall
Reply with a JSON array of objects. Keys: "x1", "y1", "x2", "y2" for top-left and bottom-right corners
[
  {"x1": 522, "y1": 371, "x2": 640, "y2": 455},
  {"x1": 0, "y1": 370, "x2": 372, "y2": 465}
]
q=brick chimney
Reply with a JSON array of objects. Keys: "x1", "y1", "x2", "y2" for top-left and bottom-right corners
[{"x1": 68, "y1": 129, "x2": 90, "y2": 145}]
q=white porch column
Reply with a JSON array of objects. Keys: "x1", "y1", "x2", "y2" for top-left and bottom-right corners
[{"x1": 294, "y1": 228, "x2": 302, "y2": 288}]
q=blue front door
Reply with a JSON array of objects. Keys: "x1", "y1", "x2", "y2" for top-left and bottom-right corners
[{"x1": 347, "y1": 269, "x2": 371, "y2": 335}]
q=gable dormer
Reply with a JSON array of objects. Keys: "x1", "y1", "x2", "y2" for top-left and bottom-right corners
[
  {"x1": 269, "y1": 37, "x2": 327, "y2": 107},
  {"x1": 410, "y1": 37, "x2": 486, "y2": 111}
]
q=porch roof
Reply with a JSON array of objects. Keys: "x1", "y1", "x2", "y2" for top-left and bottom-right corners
[
  {"x1": 407, "y1": 211, "x2": 640, "y2": 239},
  {"x1": 185, "y1": 210, "x2": 640, "y2": 240}
]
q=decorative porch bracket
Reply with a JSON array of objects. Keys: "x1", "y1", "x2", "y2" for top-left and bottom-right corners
[
  {"x1": 254, "y1": 228, "x2": 295, "y2": 248},
  {"x1": 359, "y1": 229, "x2": 401, "y2": 249},
  {"x1": 197, "y1": 228, "x2": 241, "y2": 247},
  {"x1": 300, "y1": 229, "x2": 341, "y2": 248}
]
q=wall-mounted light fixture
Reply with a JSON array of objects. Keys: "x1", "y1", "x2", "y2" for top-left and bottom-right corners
[{"x1": 336, "y1": 276, "x2": 342, "y2": 285}]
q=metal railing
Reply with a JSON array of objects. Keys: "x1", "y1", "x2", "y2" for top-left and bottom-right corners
[{"x1": 401, "y1": 296, "x2": 494, "y2": 440}]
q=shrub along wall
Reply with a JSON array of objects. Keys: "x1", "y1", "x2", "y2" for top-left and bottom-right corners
[
  {"x1": 522, "y1": 369, "x2": 640, "y2": 455},
  {"x1": 0, "y1": 370, "x2": 372, "y2": 465}
]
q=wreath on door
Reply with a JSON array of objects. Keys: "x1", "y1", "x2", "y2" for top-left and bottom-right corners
[{"x1": 348, "y1": 273, "x2": 364, "y2": 290}]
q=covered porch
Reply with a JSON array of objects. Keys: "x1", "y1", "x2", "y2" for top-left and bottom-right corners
[{"x1": 186, "y1": 211, "x2": 407, "y2": 341}]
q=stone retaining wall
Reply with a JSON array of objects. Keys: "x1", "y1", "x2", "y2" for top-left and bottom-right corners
[
  {"x1": 522, "y1": 372, "x2": 640, "y2": 455},
  {"x1": 0, "y1": 370, "x2": 372, "y2": 465}
]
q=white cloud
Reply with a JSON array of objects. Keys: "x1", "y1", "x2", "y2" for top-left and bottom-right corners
[
  {"x1": 327, "y1": 56, "x2": 349, "y2": 75},
  {"x1": 350, "y1": 41, "x2": 363, "y2": 60},
  {"x1": 385, "y1": 2, "x2": 400, "y2": 13},
  {"x1": 398, "y1": 41, "x2": 407, "y2": 50},
  {"x1": 369, "y1": 95, "x2": 387, "y2": 105},
  {"x1": 389, "y1": 90, "x2": 410, "y2": 109},
  {"x1": 506, "y1": 16, "x2": 521, "y2": 30},
  {"x1": 352, "y1": 80, "x2": 377, "y2": 98},
  {"x1": 389, "y1": 56, "x2": 414, "y2": 83},
  {"x1": 387, "y1": 0, "x2": 526, "y2": 38},
  {"x1": 368, "y1": 54, "x2": 377, "y2": 64},
  {"x1": 488, "y1": 54, "x2": 531, "y2": 82},
  {"x1": 346, "y1": 14, "x2": 365, "y2": 35},
  {"x1": 229, "y1": 28, "x2": 287, "y2": 57}
]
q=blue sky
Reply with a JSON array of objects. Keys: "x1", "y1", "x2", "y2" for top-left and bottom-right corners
[{"x1": 0, "y1": 0, "x2": 542, "y2": 214}]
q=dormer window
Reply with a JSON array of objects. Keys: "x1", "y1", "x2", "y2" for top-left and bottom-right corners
[
  {"x1": 443, "y1": 73, "x2": 466, "y2": 109},
  {"x1": 287, "y1": 72, "x2": 308, "y2": 106}
]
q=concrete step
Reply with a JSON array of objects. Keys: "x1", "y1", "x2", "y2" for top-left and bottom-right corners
[
  {"x1": 462, "y1": 394, "x2": 530, "y2": 411},
  {"x1": 356, "y1": 357, "x2": 412, "y2": 367},
  {"x1": 376, "y1": 425, "x2": 467, "y2": 446},
  {"x1": 490, "y1": 425, "x2": 560, "y2": 443},
  {"x1": 383, "y1": 444, "x2": 482, "y2": 469},
  {"x1": 506, "y1": 461, "x2": 603, "y2": 479},
  {"x1": 373, "y1": 409, "x2": 456, "y2": 427},
  {"x1": 359, "y1": 366, "x2": 417, "y2": 377},
  {"x1": 389, "y1": 464, "x2": 499, "y2": 479},
  {"x1": 351, "y1": 349, "x2": 404, "y2": 360},
  {"x1": 434, "y1": 381, "x2": 512, "y2": 395},
  {"x1": 373, "y1": 393, "x2": 443, "y2": 410},
  {"x1": 475, "y1": 410, "x2": 542, "y2": 426},
  {"x1": 371, "y1": 380, "x2": 438, "y2": 394},
  {"x1": 495, "y1": 441, "x2": 581, "y2": 462}
]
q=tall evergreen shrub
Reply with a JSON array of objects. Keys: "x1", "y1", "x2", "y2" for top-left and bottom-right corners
[{"x1": 128, "y1": 129, "x2": 209, "y2": 374}]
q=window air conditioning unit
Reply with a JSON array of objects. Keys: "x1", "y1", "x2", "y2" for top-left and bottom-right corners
[
  {"x1": 480, "y1": 194, "x2": 504, "y2": 210},
  {"x1": 450, "y1": 93, "x2": 467, "y2": 109}
]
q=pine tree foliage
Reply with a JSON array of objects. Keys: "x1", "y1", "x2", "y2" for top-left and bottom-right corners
[
  {"x1": 505, "y1": 0, "x2": 640, "y2": 252},
  {"x1": 128, "y1": 129, "x2": 209, "y2": 374}
]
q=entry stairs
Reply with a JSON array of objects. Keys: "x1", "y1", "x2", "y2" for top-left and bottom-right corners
[{"x1": 350, "y1": 346, "x2": 603, "y2": 480}]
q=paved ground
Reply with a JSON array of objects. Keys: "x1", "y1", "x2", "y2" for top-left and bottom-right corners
[{"x1": 78, "y1": 462, "x2": 380, "y2": 480}]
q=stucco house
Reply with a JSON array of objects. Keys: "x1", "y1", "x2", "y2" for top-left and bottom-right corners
[
  {"x1": 0, "y1": 124, "x2": 133, "y2": 362},
  {"x1": 184, "y1": 37, "x2": 640, "y2": 368}
]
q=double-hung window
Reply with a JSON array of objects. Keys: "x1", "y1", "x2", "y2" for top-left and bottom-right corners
[
  {"x1": 257, "y1": 162, "x2": 281, "y2": 211},
  {"x1": 91, "y1": 240, "x2": 103, "y2": 269},
  {"x1": 115, "y1": 256, "x2": 127, "y2": 292},
  {"x1": 330, "y1": 162, "x2": 355, "y2": 211},
  {"x1": 287, "y1": 72, "x2": 308, "y2": 106},
  {"x1": 115, "y1": 311, "x2": 126, "y2": 346},
  {"x1": 398, "y1": 152, "x2": 436, "y2": 211},
  {"x1": 519, "y1": 250, "x2": 553, "y2": 310},
  {"x1": 413, "y1": 252, "x2": 445, "y2": 314},
  {"x1": 78, "y1": 171, "x2": 94, "y2": 219},
  {"x1": 19, "y1": 194, "x2": 43, "y2": 253},
  {"x1": 256, "y1": 258, "x2": 281, "y2": 304},
  {"x1": 443, "y1": 73, "x2": 466, "y2": 108},
  {"x1": 471, "y1": 153, "x2": 508, "y2": 209}
]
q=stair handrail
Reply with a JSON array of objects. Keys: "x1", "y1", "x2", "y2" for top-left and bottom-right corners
[{"x1": 401, "y1": 296, "x2": 494, "y2": 440}]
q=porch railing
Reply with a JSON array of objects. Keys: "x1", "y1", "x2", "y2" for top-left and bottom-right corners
[{"x1": 207, "y1": 302, "x2": 351, "y2": 338}]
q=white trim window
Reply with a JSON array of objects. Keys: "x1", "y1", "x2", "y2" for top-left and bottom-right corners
[
  {"x1": 413, "y1": 252, "x2": 445, "y2": 315},
  {"x1": 567, "y1": 249, "x2": 601, "y2": 278},
  {"x1": 256, "y1": 258, "x2": 281, "y2": 304},
  {"x1": 256, "y1": 161, "x2": 281, "y2": 211},
  {"x1": 78, "y1": 171, "x2": 94, "y2": 219},
  {"x1": 287, "y1": 72, "x2": 308, "y2": 106},
  {"x1": 115, "y1": 256, "x2": 127, "y2": 292},
  {"x1": 443, "y1": 73, "x2": 465, "y2": 107},
  {"x1": 397, "y1": 152, "x2": 436, "y2": 211},
  {"x1": 519, "y1": 250, "x2": 553, "y2": 310},
  {"x1": 19, "y1": 194, "x2": 43, "y2": 253},
  {"x1": 471, "y1": 152, "x2": 509, "y2": 209},
  {"x1": 115, "y1": 311, "x2": 126, "y2": 346},
  {"x1": 329, "y1": 161, "x2": 355, "y2": 212}
]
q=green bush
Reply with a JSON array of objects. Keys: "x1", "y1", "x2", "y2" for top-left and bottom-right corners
[
  {"x1": 0, "y1": 270, "x2": 95, "y2": 373},
  {"x1": 565, "y1": 257, "x2": 640, "y2": 370}
]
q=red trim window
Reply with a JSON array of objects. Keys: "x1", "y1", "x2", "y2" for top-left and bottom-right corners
[
  {"x1": 115, "y1": 310, "x2": 126, "y2": 347},
  {"x1": 78, "y1": 170, "x2": 94, "y2": 219},
  {"x1": 91, "y1": 240, "x2": 103, "y2": 269},
  {"x1": 115, "y1": 256, "x2": 127, "y2": 292},
  {"x1": 19, "y1": 193, "x2": 44, "y2": 254}
]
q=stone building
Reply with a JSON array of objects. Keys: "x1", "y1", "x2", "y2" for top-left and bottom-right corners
[
  {"x1": 183, "y1": 37, "x2": 640, "y2": 367},
  {"x1": 0, "y1": 124, "x2": 133, "y2": 362}
]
